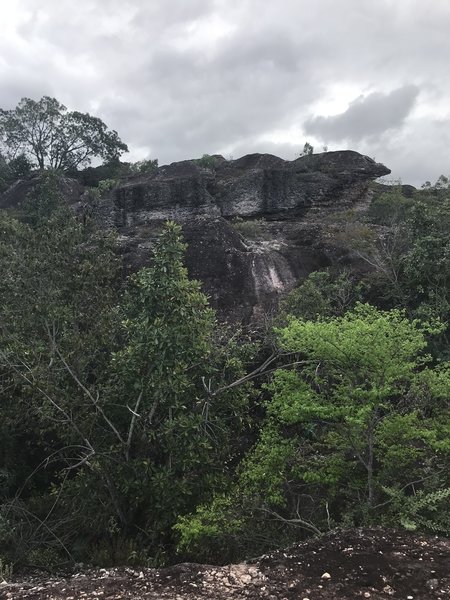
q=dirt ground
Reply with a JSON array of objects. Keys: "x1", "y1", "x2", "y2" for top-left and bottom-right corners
[{"x1": 1, "y1": 528, "x2": 449, "y2": 599}]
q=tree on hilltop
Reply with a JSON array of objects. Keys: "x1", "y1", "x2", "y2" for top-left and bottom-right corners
[{"x1": 0, "y1": 96, "x2": 128, "y2": 171}]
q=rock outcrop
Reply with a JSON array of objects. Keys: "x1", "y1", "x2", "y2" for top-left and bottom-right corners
[
  {"x1": 0, "y1": 150, "x2": 390, "y2": 322},
  {"x1": 109, "y1": 150, "x2": 389, "y2": 321}
]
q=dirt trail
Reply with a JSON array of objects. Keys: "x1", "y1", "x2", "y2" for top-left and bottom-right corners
[{"x1": 1, "y1": 528, "x2": 449, "y2": 599}]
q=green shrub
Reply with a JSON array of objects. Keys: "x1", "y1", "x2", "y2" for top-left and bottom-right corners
[{"x1": 230, "y1": 217, "x2": 266, "y2": 239}]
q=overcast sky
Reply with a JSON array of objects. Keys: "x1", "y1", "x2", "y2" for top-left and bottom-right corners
[{"x1": 1, "y1": 0, "x2": 449, "y2": 185}]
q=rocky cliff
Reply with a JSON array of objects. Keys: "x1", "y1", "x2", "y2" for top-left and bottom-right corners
[{"x1": 0, "y1": 150, "x2": 390, "y2": 322}]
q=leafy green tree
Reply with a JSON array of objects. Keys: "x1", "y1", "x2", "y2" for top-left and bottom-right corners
[
  {"x1": 0, "y1": 201, "x2": 252, "y2": 564},
  {"x1": 128, "y1": 158, "x2": 159, "y2": 174},
  {"x1": 279, "y1": 270, "x2": 363, "y2": 321},
  {"x1": 65, "y1": 221, "x2": 252, "y2": 561},
  {"x1": 333, "y1": 186, "x2": 450, "y2": 352},
  {"x1": 299, "y1": 142, "x2": 314, "y2": 156},
  {"x1": 0, "y1": 153, "x2": 32, "y2": 192},
  {"x1": 177, "y1": 305, "x2": 450, "y2": 558},
  {"x1": 0, "y1": 173, "x2": 121, "y2": 562},
  {"x1": 0, "y1": 96, "x2": 128, "y2": 170}
]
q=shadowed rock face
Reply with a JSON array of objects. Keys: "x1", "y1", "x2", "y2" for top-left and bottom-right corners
[
  {"x1": 0, "y1": 151, "x2": 390, "y2": 322},
  {"x1": 114, "y1": 150, "x2": 388, "y2": 225},
  {"x1": 110, "y1": 151, "x2": 389, "y2": 321}
]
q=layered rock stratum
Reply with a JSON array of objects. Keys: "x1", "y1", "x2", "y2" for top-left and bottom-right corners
[{"x1": 0, "y1": 150, "x2": 391, "y2": 322}]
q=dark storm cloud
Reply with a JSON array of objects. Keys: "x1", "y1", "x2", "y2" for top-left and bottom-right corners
[
  {"x1": 1, "y1": 0, "x2": 450, "y2": 183},
  {"x1": 304, "y1": 86, "x2": 419, "y2": 142}
]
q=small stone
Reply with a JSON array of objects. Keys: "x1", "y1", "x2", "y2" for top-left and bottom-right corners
[
  {"x1": 321, "y1": 572, "x2": 331, "y2": 579},
  {"x1": 407, "y1": 596, "x2": 414, "y2": 599},
  {"x1": 364, "y1": 593, "x2": 371, "y2": 598},
  {"x1": 138, "y1": 571, "x2": 144, "y2": 579},
  {"x1": 427, "y1": 579, "x2": 439, "y2": 590}
]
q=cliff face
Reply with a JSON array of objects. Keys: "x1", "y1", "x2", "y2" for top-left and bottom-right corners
[
  {"x1": 114, "y1": 150, "x2": 386, "y2": 223},
  {"x1": 0, "y1": 150, "x2": 390, "y2": 322},
  {"x1": 108, "y1": 150, "x2": 389, "y2": 321}
]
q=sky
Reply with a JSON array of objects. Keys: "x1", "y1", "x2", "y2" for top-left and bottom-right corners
[{"x1": 1, "y1": 0, "x2": 449, "y2": 185}]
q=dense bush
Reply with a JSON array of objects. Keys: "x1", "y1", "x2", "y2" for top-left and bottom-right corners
[{"x1": 0, "y1": 173, "x2": 448, "y2": 570}]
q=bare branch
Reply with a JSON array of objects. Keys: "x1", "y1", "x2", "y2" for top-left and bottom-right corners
[
  {"x1": 125, "y1": 391, "x2": 143, "y2": 461},
  {"x1": 257, "y1": 507, "x2": 322, "y2": 536}
]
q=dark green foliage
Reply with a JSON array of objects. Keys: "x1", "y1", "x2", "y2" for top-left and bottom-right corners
[
  {"x1": 0, "y1": 168, "x2": 449, "y2": 570},
  {"x1": 127, "y1": 158, "x2": 159, "y2": 175},
  {"x1": 193, "y1": 154, "x2": 218, "y2": 170},
  {"x1": 0, "y1": 153, "x2": 32, "y2": 192},
  {"x1": 299, "y1": 142, "x2": 314, "y2": 156},
  {"x1": 0, "y1": 96, "x2": 128, "y2": 170},
  {"x1": 368, "y1": 189, "x2": 413, "y2": 225},
  {"x1": 332, "y1": 185, "x2": 450, "y2": 357},
  {"x1": 60, "y1": 222, "x2": 252, "y2": 561},
  {"x1": 279, "y1": 270, "x2": 364, "y2": 321},
  {"x1": 0, "y1": 190, "x2": 252, "y2": 566},
  {"x1": 69, "y1": 158, "x2": 159, "y2": 189},
  {"x1": 68, "y1": 158, "x2": 129, "y2": 187}
]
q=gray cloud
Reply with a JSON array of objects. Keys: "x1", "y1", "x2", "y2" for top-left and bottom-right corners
[
  {"x1": 304, "y1": 86, "x2": 419, "y2": 142},
  {"x1": 1, "y1": 1, "x2": 450, "y2": 184}
]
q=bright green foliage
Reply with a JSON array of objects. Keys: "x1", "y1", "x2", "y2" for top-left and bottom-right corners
[
  {"x1": 266, "y1": 305, "x2": 449, "y2": 512},
  {"x1": 177, "y1": 305, "x2": 450, "y2": 557},
  {"x1": 382, "y1": 486, "x2": 450, "y2": 535}
]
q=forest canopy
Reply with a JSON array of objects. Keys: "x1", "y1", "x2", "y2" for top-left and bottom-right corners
[{"x1": 0, "y1": 171, "x2": 449, "y2": 571}]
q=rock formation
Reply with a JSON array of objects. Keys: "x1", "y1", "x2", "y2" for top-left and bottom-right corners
[{"x1": 0, "y1": 150, "x2": 390, "y2": 322}]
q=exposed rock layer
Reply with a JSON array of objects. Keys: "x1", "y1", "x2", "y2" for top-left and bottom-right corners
[
  {"x1": 0, "y1": 151, "x2": 391, "y2": 322},
  {"x1": 109, "y1": 151, "x2": 389, "y2": 321}
]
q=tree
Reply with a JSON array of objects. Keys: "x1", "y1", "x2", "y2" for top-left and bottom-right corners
[
  {"x1": 279, "y1": 269, "x2": 363, "y2": 321},
  {"x1": 0, "y1": 204, "x2": 252, "y2": 565},
  {"x1": 75, "y1": 221, "x2": 252, "y2": 560},
  {"x1": 299, "y1": 142, "x2": 314, "y2": 156},
  {"x1": 176, "y1": 305, "x2": 450, "y2": 558},
  {"x1": 0, "y1": 152, "x2": 32, "y2": 191},
  {"x1": 0, "y1": 96, "x2": 128, "y2": 171},
  {"x1": 0, "y1": 173, "x2": 121, "y2": 563}
]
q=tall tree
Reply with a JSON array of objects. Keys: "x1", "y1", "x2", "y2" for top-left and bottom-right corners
[
  {"x1": 176, "y1": 305, "x2": 450, "y2": 560},
  {"x1": 0, "y1": 96, "x2": 128, "y2": 171}
]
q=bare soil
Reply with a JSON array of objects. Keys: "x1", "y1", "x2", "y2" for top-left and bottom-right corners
[{"x1": 1, "y1": 528, "x2": 449, "y2": 599}]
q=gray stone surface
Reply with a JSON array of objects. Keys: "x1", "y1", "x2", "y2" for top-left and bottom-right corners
[
  {"x1": 109, "y1": 151, "x2": 389, "y2": 321},
  {"x1": 0, "y1": 150, "x2": 390, "y2": 322}
]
